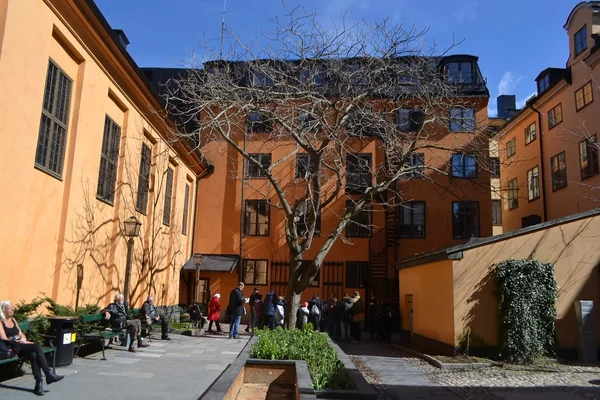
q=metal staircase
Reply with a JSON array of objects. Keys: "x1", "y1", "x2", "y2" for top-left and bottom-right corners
[{"x1": 368, "y1": 207, "x2": 399, "y2": 303}]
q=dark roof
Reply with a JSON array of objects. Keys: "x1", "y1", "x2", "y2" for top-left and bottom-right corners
[
  {"x1": 182, "y1": 254, "x2": 240, "y2": 272},
  {"x1": 396, "y1": 208, "x2": 600, "y2": 269}
]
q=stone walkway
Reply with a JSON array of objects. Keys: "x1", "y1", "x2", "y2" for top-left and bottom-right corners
[{"x1": 0, "y1": 332, "x2": 250, "y2": 399}]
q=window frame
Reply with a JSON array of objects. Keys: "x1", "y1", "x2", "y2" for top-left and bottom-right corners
[
  {"x1": 579, "y1": 135, "x2": 600, "y2": 180},
  {"x1": 346, "y1": 201, "x2": 372, "y2": 238},
  {"x1": 538, "y1": 74, "x2": 550, "y2": 93},
  {"x1": 548, "y1": 104, "x2": 562, "y2": 130},
  {"x1": 506, "y1": 138, "x2": 516, "y2": 158},
  {"x1": 162, "y1": 167, "x2": 174, "y2": 226},
  {"x1": 34, "y1": 60, "x2": 73, "y2": 179},
  {"x1": 242, "y1": 259, "x2": 268, "y2": 286},
  {"x1": 451, "y1": 153, "x2": 478, "y2": 179},
  {"x1": 492, "y1": 199, "x2": 502, "y2": 226},
  {"x1": 490, "y1": 157, "x2": 500, "y2": 178},
  {"x1": 345, "y1": 261, "x2": 369, "y2": 289},
  {"x1": 524, "y1": 122, "x2": 536, "y2": 145},
  {"x1": 295, "y1": 153, "x2": 314, "y2": 179},
  {"x1": 296, "y1": 204, "x2": 321, "y2": 237},
  {"x1": 449, "y1": 107, "x2": 476, "y2": 132},
  {"x1": 508, "y1": 178, "x2": 519, "y2": 210},
  {"x1": 451, "y1": 201, "x2": 480, "y2": 240},
  {"x1": 244, "y1": 199, "x2": 270, "y2": 236},
  {"x1": 575, "y1": 24, "x2": 588, "y2": 56},
  {"x1": 247, "y1": 111, "x2": 273, "y2": 133},
  {"x1": 182, "y1": 183, "x2": 191, "y2": 235},
  {"x1": 397, "y1": 108, "x2": 422, "y2": 132},
  {"x1": 527, "y1": 166, "x2": 540, "y2": 201},
  {"x1": 345, "y1": 153, "x2": 372, "y2": 194},
  {"x1": 551, "y1": 151, "x2": 567, "y2": 191},
  {"x1": 245, "y1": 153, "x2": 272, "y2": 178},
  {"x1": 575, "y1": 82, "x2": 593, "y2": 112},
  {"x1": 446, "y1": 61, "x2": 474, "y2": 84},
  {"x1": 96, "y1": 115, "x2": 122, "y2": 205},
  {"x1": 135, "y1": 143, "x2": 152, "y2": 215},
  {"x1": 399, "y1": 201, "x2": 426, "y2": 239}
]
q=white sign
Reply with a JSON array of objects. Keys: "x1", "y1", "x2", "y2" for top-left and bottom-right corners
[{"x1": 63, "y1": 333, "x2": 71, "y2": 345}]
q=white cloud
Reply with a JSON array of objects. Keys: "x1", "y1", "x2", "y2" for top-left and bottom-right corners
[{"x1": 497, "y1": 71, "x2": 523, "y2": 95}]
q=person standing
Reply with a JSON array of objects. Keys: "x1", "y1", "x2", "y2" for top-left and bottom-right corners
[
  {"x1": 262, "y1": 290, "x2": 277, "y2": 330},
  {"x1": 207, "y1": 294, "x2": 222, "y2": 333},
  {"x1": 350, "y1": 291, "x2": 365, "y2": 341},
  {"x1": 226, "y1": 282, "x2": 245, "y2": 339},
  {"x1": 308, "y1": 293, "x2": 322, "y2": 331},
  {"x1": 340, "y1": 294, "x2": 353, "y2": 340},
  {"x1": 245, "y1": 288, "x2": 260, "y2": 333},
  {"x1": 368, "y1": 294, "x2": 379, "y2": 340},
  {"x1": 142, "y1": 295, "x2": 171, "y2": 340}
]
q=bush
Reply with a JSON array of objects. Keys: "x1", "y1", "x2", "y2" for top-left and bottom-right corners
[
  {"x1": 495, "y1": 259, "x2": 558, "y2": 363},
  {"x1": 250, "y1": 325, "x2": 354, "y2": 390}
]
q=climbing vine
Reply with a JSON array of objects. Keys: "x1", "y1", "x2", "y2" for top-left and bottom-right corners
[{"x1": 495, "y1": 259, "x2": 558, "y2": 363}]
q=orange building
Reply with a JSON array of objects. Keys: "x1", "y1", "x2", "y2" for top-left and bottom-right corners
[
  {"x1": 144, "y1": 58, "x2": 493, "y2": 318},
  {"x1": 497, "y1": 1, "x2": 600, "y2": 233},
  {"x1": 0, "y1": 0, "x2": 208, "y2": 308}
]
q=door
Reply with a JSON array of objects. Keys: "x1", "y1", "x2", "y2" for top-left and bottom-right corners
[
  {"x1": 195, "y1": 278, "x2": 210, "y2": 313},
  {"x1": 405, "y1": 294, "x2": 414, "y2": 337}
]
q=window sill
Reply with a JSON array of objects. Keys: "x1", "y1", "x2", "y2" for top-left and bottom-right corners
[
  {"x1": 96, "y1": 195, "x2": 115, "y2": 207},
  {"x1": 581, "y1": 173, "x2": 600, "y2": 181},
  {"x1": 552, "y1": 185, "x2": 568, "y2": 192},
  {"x1": 243, "y1": 234, "x2": 270, "y2": 237},
  {"x1": 528, "y1": 196, "x2": 540, "y2": 203},
  {"x1": 525, "y1": 138, "x2": 536, "y2": 146},
  {"x1": 492, "y1": 223, "x2": 503, "y2": 226},
  {"x1": 548, "y1": 123, "x2": 561, "y2": 131},
  {"x1": 34, "y1": 164, "x2": 64, "y2": 182},
  {"x1": 576, "y1": 100, "x2": 593, "y2": 113}
]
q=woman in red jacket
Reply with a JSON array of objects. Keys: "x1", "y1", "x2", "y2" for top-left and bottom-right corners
[{"x1": 207, "y1": 294, "x2": 222, "y2": 333}]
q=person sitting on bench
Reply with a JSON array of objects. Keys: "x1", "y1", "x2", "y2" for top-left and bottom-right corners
[
  {"x1": 142, "y1": 295, "x2": 170, "y2": 340},
  {"x1": 101, "y1": 294, "x2": 149, "y2": 353}
]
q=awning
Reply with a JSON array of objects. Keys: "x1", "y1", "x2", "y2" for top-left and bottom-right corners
[{"x1": 182, "y1": 254, "x2": 240, "y2": 273}]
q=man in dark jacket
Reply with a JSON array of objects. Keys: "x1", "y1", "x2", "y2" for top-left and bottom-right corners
[
  {"x1": 262, "y1": 291, "x2": 277, "y2": 330},
  {"x1": 102, "y1": 293, "x2": 149, "y2": 352},
  {"x1": 308, "y1": 293, "x2": 322, "y2": 331},
  {"x1": 142, "y1": 295, "x2": 170, "y2": 340},
  {"x1": 226, "y1": 282, "x2": 245, "y2": 339},
  {"x1": 245, "y1": 288, "x2": 260, "y2": 333}
]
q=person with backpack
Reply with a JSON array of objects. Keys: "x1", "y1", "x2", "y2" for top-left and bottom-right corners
[
  {"x1": 262, "y1": 291, "x2": 277, "y2": 330},
  {"x1": 339, "y1": 294, "x2": 353, "y2": 340},
  {"x1": 307, "y1": 293, "x2": 322, "y2": 331},
  {"x1": 296, "y1": 302, "x2": 309, "y2": 329}
]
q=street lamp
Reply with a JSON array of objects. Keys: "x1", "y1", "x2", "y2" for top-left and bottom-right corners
[
  {"x1": 123, "y1": 216, "x2": 142, "y2": 306},
  {"x1": 193, "y1": 253, "x2": 203, "y2": 270}
]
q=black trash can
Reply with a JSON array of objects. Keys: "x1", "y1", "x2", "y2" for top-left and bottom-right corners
[{"x1": 47, "y1": 316, "x2": 78, "y2": 366}]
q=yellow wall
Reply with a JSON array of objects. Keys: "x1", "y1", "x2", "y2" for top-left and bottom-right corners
[
  {"x1": 398, "y1": 260, "x2": 455, "y2": 346},
  {"x1": 0, "y1": 0, "x2": 200, "y2": 308}
]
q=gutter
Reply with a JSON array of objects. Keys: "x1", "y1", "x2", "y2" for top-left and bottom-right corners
[{"x1": 530, "y1": 104, "x2": 548, "y2": 222}]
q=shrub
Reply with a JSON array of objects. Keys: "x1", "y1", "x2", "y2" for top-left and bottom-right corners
[
  {"x1": 495, "y1": 259, "x2": 558, "y2": 363},
  {"x1": 250, "y1": 325, "x2": 354, "y2": 390}
]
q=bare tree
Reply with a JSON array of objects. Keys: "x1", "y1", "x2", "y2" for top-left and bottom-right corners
[{"x1": 162, "y1": 5, "x2": 490, "y2": 328}]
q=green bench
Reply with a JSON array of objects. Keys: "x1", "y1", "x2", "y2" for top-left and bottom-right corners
[
  {"x1": 0, "y1": 321, "x2": 56, "y2": 373},
  {"x1": 76, "y1": 314, "x2": 125, "y2": 361},
  {"x1": 131, "y1": 308, "x2": 162, "y2": 341}
]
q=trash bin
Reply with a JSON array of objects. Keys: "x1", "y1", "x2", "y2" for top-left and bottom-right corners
[{"x1": 47, "y1": 316, "x2": 78, "y2": 366}]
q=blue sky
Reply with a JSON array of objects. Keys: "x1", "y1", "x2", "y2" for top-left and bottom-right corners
[{"x1": 96, "y1": 0, "x2": 579, "y2": 116}]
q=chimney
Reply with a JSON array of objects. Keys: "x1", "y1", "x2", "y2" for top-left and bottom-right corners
[
  {"x1": 112, "y1": 29, "x2": 130, "y2": 49},
  {"x1": 497, "y1": 95, "x2": 516, "y2": 119}
]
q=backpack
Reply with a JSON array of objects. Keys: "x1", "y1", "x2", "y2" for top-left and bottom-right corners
[{"x1": 310, "y1": 303, "x2": 320, "y2": 316}]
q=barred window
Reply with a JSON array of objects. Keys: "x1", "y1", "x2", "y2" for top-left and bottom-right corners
[
  {"x1": 163, "y1": 167, "x2": 174, "y2": 225},
  {"x1": 135, "y1": 143, "x2": 152, "y2": 214},
  {"x1": 96, "y1": 116, "x2": 122, "y2": 204},
  {"x1": 182, "y1": 183, "x2": 190, "y2": 235}
]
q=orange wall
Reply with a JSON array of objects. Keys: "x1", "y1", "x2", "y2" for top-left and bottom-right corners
[
  {"x1": 398, "y1": 260, "x2": 455, "y2": 346},
  {"x1": 0, "y1": 0, "x2": 197, "y2": 308}
]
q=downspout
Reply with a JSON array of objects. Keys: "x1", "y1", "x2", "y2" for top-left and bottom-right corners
[
  {"x1": 239, "y1": 126, "x2": 247, "y2": 283},
  {"x1": 530, "y1": 104, "x2": 548, "y2": 222}
]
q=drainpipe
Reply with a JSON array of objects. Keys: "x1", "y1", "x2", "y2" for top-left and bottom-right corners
[
  {"x1": 239, "y1": 126, "x2": 247, "y2": 283},
  {"x1": 189, "y1": 161, "x2": 215, "y2": 286},
  {"x1": 530, "y1": 104, "x2": 548, "y2": 222}
]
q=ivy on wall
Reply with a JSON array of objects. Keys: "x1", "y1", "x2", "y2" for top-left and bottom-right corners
[{"x1": 495, "y1": 259, "x2": 558, "y2": 363}]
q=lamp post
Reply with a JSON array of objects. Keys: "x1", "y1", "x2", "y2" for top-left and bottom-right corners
[
  {"x1": 123, "y1": 216, "x2": 142, "y2": 306},
  {"x1": 193, "y1": 253, "x2": 203, "y2": 301}
]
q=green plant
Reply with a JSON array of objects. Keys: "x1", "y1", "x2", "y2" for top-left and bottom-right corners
[
  {"x1": 250, "y1": 325, "x2": 354, "y2": 390},
  {"x1": 495, "y1": 259, "x2": 558, "y2": 363}
]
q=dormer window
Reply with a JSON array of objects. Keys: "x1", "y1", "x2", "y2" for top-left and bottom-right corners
[
  {"x1": 575, "y1": 25, "x2": 587, "y2": 56},
  {"x1": 447, "y1": 61, "x2": 473, "y2": 84},
  {"x1": 300, "y1": 66, "x2": 323, "y2": 86},
  {"x1": 251, "y1": 68, "x2": 273, "y2": 87},
  {"x1": 538, "y1": 74, "x2": 550, "y2": 94}
]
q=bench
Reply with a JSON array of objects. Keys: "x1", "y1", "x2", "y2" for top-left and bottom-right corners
[
  {"x1": 0, "y1": 321, "x2": 56, "y2": 373},
  {"x1": 76, "y1": 314, "x2": 125, "y2": 361}
]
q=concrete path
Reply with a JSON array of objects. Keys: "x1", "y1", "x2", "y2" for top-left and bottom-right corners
[{"x1": 0, "y1": 332, "x2": 250, "y2": 399}]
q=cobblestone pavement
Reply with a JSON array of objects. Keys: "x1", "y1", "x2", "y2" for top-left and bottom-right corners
[{"x1": 339, "y1": 339, "x2": 600, "y2": 400}]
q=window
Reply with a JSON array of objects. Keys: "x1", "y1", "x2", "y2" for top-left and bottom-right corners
[
  {"x1": 408, "y1": 152, "x2": 425, "y2": 178},
  {"x1": 452, "y1": 202, "x2": 480, "y2": 239},
  {"x1": 346, "y1": 153, "x2": 372, "y2": 194},
  {"x1": 299, "y1": 260, "x2": 319, "y2": 287},
  {"x1": 490, "y1": 157, "x2": 500, "y2": 178},
  {"x1": 298, "y1": 111, "x2": 320, "y2": 132},
  {"x1": 296, "y1": 153, "x2": 315, "y2": 178},
  {"x1": 346, "y1": 201, "x2": 371, "y2": 238},
  {"x1": 251, "y1": 69, "x2": 273, "y2": 87},
  {"x1": 245, "y1": 153, "x2": 271, "y2": 178},
  {"x1": 551, "y1": 151, "x2": 567, "y2": 191},
  {"x1": 96, "y1": 116, "x2": 122, "y2": 204},
  {"x1": 136, "y1": 143, "x2": 151, "y2": 214},
  {"x1": 299, "y1": 67, "x2": 323, "y2": 86},
  {"x1": 579, "y1": 136, "x2": 600, "y2": 179},
  {"x1": 35, "y1": 61, "x2": 73, "y2": 178},
  {"x1": 492, "y1": 200, "x2": 502, "y2": 226},
  {"x1": 297, "y1": 203, "x2": 321, "y2": 237},
  {"x1": 397, "y1": 108, "x2": 423, "y2": 131},
  {"x1": 346, "y1": 261, "x2": 369, "y2": 288},
  {"x1": 447, "y1": 61, "x2": 473, "y2": 84},
  {"x1": 506, "y1": 138, "x2": 516, "y2": 158},
  {"x1": 182, "y1": 183, "x2": 190, "y2": 235},
  {"x1": 399, "y1": 201, "x2": 426, "y2": 238},
  {"x1": 244, "y1": 200, "x2": 270, "y2": 236},
  {"x1": 242, "y1": 259, "x2": 268, "y2": 285},
  {"x1": 538, "y1": 74, "x2": 551, "y2": 93},
  {"x1": 450, "y1": 108, "x2": 475, "y2": 132},
  {"x1": 451, "y1": 154, "x2": 478, "y2": 178},
  {"x1": 508, "y1": 178, "x2": 519, "y2": 209},
  {"x1": 528, "y1": 166, "x2": 540, "y2": 200},
  {"x1": 548, "y1": 104, "x2": 562, "y2": 129},
  {"x1": 575, "y1": 82, "x2": 593, "y2": 111},
  {"x1": 525, "y1": 122, "x2": 536, "y2": 145},
  {"x1": 397, "y1": 63, "x2": 419, "y2": 85},
  {"x1": 247, "y1": 111, "x2": 272, "y2": 133},
  {"x1": 162, "y1": 167, "x2": 174, "y2": 225},
  {"x1": 575, "y1": 25, "x2": 588, "y2": 56}
]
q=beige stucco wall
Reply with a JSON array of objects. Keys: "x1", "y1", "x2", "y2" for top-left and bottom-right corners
[
  {"x1": 453, "y1": 212, "x2": 600, "y2": 350},
  {"x1": 0, "y1": 0, "x2": 197, "y2": 308}
]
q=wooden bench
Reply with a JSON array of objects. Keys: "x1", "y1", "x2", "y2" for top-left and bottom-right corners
[
  {"x1": 0, "y1": 321, "x2": 56, "y2": 373},
  {"x1": 131, "y1": 308, "x2": 162, "y2": 341},
  {"x1": 76, "y1": 314, "x2": 125, "y2": 361}
]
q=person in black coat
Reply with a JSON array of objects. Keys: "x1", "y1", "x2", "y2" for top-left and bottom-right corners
[
  {"x1": 262, "y1": 291, "x2": 277, "y2": 330},
  {"x1": 226, "y1": 282, "x2": 245, "y2": 339},
  {"x1": 307, "y1": 293, "x2": 322, "y2": 331}
]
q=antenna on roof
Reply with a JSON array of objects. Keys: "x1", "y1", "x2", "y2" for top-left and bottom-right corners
[{"x1": 219, "y1": 0, "x2": 227, "y2": 59}]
